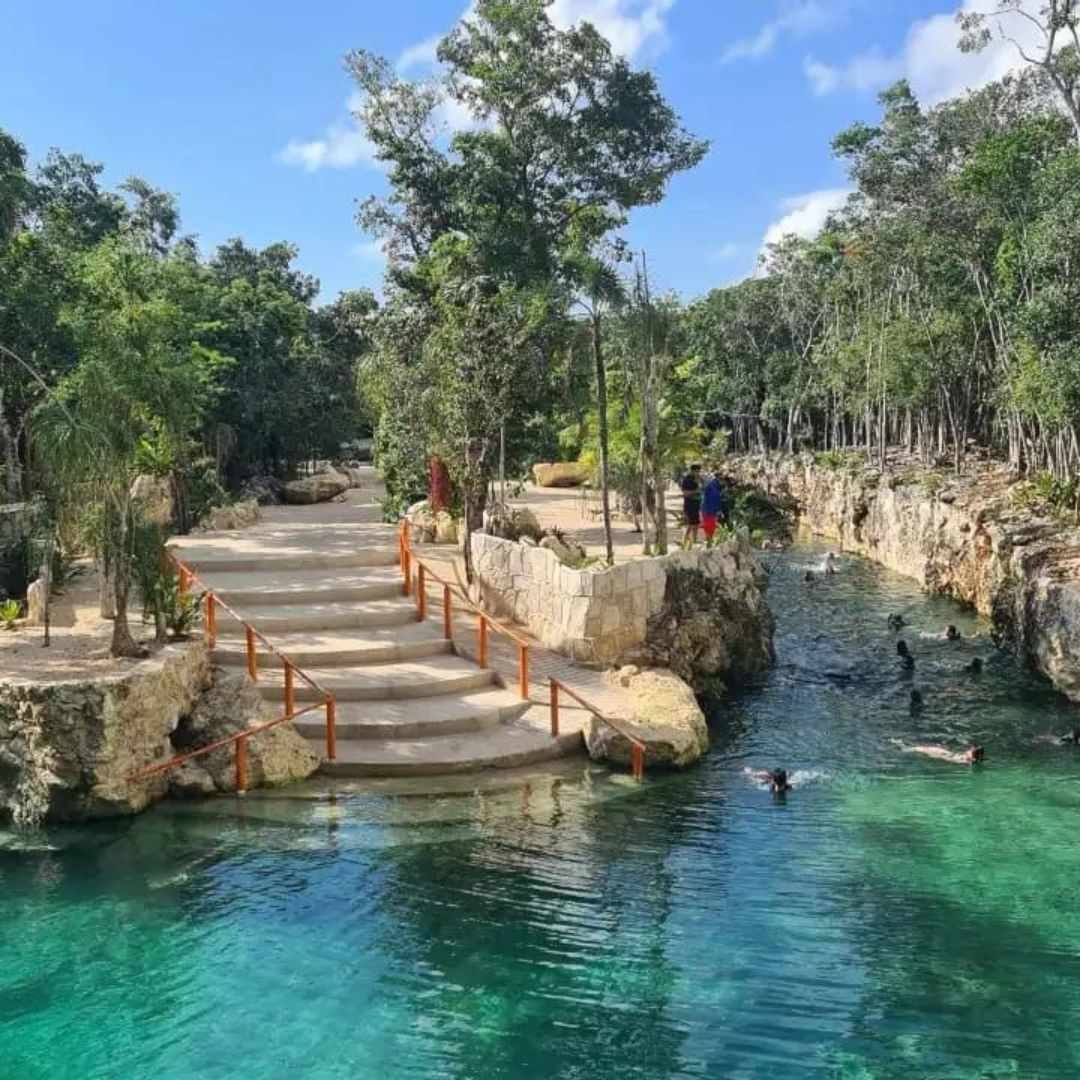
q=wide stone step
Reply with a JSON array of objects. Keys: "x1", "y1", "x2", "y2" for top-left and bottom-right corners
[
  {"x1": 256, "y1": 655, "x2": 497, "y2": 703},
  {"x1": 213, "y1": 623, "x2": 450, "y2": 668},
  {"x1": 214, "y1": 598, "x2": 417, "y2": 635},
  {"x1": 315, "y1": 708, "x2": 585, "y2": 776},
  {"x1": 210, "y1": 566, "x2": 403, "y2": 606},
  {"x1": 173, "y1": 547, "x2": 399, "y2": 575},
  {"x1": 293, "y1": 687, "x2": 531, "y2": 740}
]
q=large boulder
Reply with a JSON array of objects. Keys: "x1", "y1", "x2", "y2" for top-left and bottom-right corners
[
  {"x1": 195, "y1": 499, "x2": 261, "y2": 533},
  {"x1": 131, "y1": 474, "x2": 173, "y2": 526},
  {"x1": 532, "y1": 462, "x2": 590, "y2": 488},
  {"x1": 283, "y1": 472, "x2": 349, "y2": 506},
  {"x1": 589, "y1": 666, "x2": 709, "y2": 769},
  {"x1": 240, "y1": 475, "x2": 285, "y2": 506},
  {"x1": 406, "y1": 499, "x2": 437, "y2": 543},
  {"x1": 168, "y1": 671, "x2": 318, "y2": 795}
]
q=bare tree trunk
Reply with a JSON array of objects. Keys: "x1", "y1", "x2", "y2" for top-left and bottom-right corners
[
  {"x1": 592, "y1": 311, "x2": 615, "y2": 566},
  {"x1": 109, "y1": 502, "x2": 145, "y2": 658}
]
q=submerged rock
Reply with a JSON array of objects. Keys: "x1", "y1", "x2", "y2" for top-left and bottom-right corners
[
  {"x1": 591, "y1": 666, "x2": 709, "y2": 768},
  {"x1": 168, "y1": 671, "x2": 319, "y2": 795}
]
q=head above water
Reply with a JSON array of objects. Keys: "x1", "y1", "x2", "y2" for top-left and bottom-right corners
[
  {"x1": 805, "y1": 571, "x2": 815, "y2": 582},
  {"x1": 897, "y1": 640, "x2": 911, "y2": 658},
  {"x1": 887, "y1": 614, "x2": 905, "y2": 630},
  {"x1": 770, "y1": 768, "x2": 789, "y2": 791},
  {"x1": 946, "y1": 625, "x2": 960, "y2": 641},
  {"x1": 967, "y1": 745, "x2": 986, "y2": 764},
  {"x1": 968, "y1": 657, "x2": 984, "y2": 674}
]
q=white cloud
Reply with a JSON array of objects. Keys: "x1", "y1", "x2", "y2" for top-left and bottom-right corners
[
  {"x1": 721, "y1": 1, "x2": 833, "y2": 64},
  {"x1": 804, "y1": 1, "x2": 1050, "y2": 105},
  {"x1": 279, "y1": 124, "x2": 378, "y2": 172},
  {"x1": 708, "y1": 241, "x2": 741, "y2": 263},
  {"x1": 759, "y1": 187, "x2": 851, "y2": 257},
  {"x1": 398, "y1": 34, "x2": 442, "y2": 72},
  {"x1": 351, "y1": 240, "x2": 386, "y2": 262}
]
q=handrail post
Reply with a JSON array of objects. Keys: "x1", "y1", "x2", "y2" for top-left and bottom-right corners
[
  {"x1": 245, "y1": 625, "x2": 258, "y2": 681},
  {"x1": 416, "y1": 564, "x2": 427, "y2": 622},
  {"x1": 443, "y1": 584, "x2": 453, "y2": 642},
  {"x1": 518, "y1": 643, "x2": 529, "y2": 700},
  {"x1": 325, "y1": 696, "x2": 337, "y2": 761},
  {"x1": 478, "y1": 614, "x2": 488, "y2": 668},
  {"x1": 235, "y1": 734, "x2": 248, "y2": 794},
  {"x1": 284, "y1": 662, "x2": 295, "y2": 718},
  {"x1": 550, "y1": 679, "x2": 559, "y2": 736},
  {"x1": 205, "y1": 592, "x2": 217, "y2": 650}
]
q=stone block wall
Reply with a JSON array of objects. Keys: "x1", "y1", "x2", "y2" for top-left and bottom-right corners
[{"x1": 471, "y1": 533, "x2": 754, "y2": 665}]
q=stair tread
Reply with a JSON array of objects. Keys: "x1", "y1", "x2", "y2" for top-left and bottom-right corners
[
  {"x1": 209, "y1": 566, "x2": 402, "y2": 595},
  {"x1": 259, "y1": 654, "x2": 495, "y2": 690},
  {"x1": 214, "y1": 622, "x2": 446, "y2": 656},
  {"x1": 295, "y1": 687, "x2": 529, "y2": 731}
]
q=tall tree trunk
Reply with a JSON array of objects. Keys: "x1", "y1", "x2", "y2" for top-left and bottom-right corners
[
  {"x1": 591, "y1": 312, "x2": 615, "y2": 566},
  {"x1": 109, "y1": 502, "x2": 145, "y2": 658}
]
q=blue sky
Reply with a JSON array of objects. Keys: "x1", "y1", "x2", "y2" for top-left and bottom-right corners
[{"x1": 1, "y1": 1, "x2": 1035, "y2": 303}]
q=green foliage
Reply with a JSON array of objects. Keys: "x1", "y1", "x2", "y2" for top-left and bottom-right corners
[{"x1": 0, "y1": 598, "x2": 21, "y2": 629}]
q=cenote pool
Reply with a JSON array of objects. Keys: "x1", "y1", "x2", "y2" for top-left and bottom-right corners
[{"x1": 4, "y1": 543, "x2": 1080, "y2": 1079}]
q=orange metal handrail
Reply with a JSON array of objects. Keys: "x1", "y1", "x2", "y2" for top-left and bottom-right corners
[
  {"x1": 400, "y1": 520, "x2": 532, "y2": 699},
  {"x1": 549, "y1": 677, "x2": 648, "y2": 782}
]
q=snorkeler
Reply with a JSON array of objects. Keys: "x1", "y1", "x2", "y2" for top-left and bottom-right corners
[
  {"x1": 945, "y1": 625, "x2": 960, "y2": 641},
  {"x1": 897, "y1": 640, "x2": 915, "y2": 669},
  {"x1": 887, "y1": 614, "x2": 905, "y2": 631},
  {"x1": 746, "y1": 768, "x2": 793, "y2": 793},
  {"x1": 964, "y1": 657, "x2": 984, "y2": 675},
  {"x1": 902, "y1": 743, "x2": 985, "y2": 765}
]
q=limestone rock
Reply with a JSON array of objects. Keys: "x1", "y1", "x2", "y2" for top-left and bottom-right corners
[
  {"x1": 406, "y1": 500, "x2": 437, "y2": 543},
  {"x1": 196, "y1": 499, "x2": 261, "y2": 532},
  {"x1": 532, "y1": 462, "x2": 590, "y2": 488},
  {"x1": 283, "y1": 472, "x2": 349, "y2": 506},
  {"x1": 26, "y1": 576, "x2": 48, "y2": 627},
  {"x1": 131, "y1": 474, "x2": 173, "y2": 527},
  {"x1": 0, "y1": 641, "x2": 212, "y2": 824},
  {"x1": 169, "y1": 671, "x2": 318, "y2": 794},
  {"x1": 434, "y1": 511, "x2": 458, "y2": 545},
  {"x1": 590, "y1": 666, "x2": 709, "y2": 769}
]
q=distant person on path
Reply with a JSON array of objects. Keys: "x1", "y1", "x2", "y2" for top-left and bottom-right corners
[
  {"x1": 701, "y1": 469, "x2": 727, "y2": 545},
  {"x1": 901, "y1": 743, "x2": 985, "y2": 765},
  {"x1": 680, "y1": 464, "x2": 703, "y2": 547}
]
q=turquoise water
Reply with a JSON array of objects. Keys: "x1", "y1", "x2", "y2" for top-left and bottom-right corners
[{"x1": 4, "y1": 544, "x2": 1080, "y2": 1079}]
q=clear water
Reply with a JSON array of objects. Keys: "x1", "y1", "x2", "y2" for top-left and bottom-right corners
[{"x1": 4, "y1": 543, "x2": 1080, "y2": 1079}]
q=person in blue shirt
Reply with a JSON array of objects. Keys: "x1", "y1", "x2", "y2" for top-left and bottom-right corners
[{"x1": 701, "y1": 470, "x2": 727, "y2": 544}]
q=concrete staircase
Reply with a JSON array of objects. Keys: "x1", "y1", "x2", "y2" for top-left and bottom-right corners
[{"x1": 170, "y1": 468, "x2": 585, "y2": 777}]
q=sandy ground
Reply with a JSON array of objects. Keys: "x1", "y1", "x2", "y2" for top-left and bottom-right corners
[{"x1": 0, "y1": 564, "x2": 161, "y2": 683}]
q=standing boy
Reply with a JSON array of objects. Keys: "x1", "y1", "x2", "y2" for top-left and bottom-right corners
[{"x1": 680, "y1": 464, "x2": 703, "y2": 547}]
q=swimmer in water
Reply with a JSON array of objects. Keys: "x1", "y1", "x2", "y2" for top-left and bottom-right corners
[
  {"x1": 825, "y1": 553, "x2": 837, "y2": 576},
  {"x1": 903, "y1": 743, "x2": 985, "y2": 765},
  {"x1": 1061, "y1": 727, "x2": 1080, "y2": 745},
  {"x1": 897, "y1": 640, "x2": 915, "y2": 669},
  {"x1": 887, "y1": 614, "x2": 905, "y2": 631},
  {"x1": 945, "y1": 624, "x2": 960, "y2": 641},
  {"x1": 804, "y1": 570, "x2": 815, "y2": 583},
  {"x1": 909, "y1": 689, "x2": 924, "y2": 712},
  {"x1": 746, "y1": 768, "x2": 793, "y2": 793},
  {"x1": 964, "y1": 657, "x2": 984, "y2": 675}
]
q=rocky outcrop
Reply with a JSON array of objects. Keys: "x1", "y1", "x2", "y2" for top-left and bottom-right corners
[
  {"x1": 472, "y1": 531, "x2": 775, "y2": 688},
  {"x1": 593, "y1": 665, "x2": 709, "y2": 768},
  {"x1": 636, "y1": 555, "x2": 776, "y2": 693},
  {"x1": 168, "y1": 672, "x2": 318, "y2": 796},
  {"x1": 731, "y1": 454, "x2": 1080, "y2": 701},
  {"x1": 0, "y1": 642, "x2": 211, "y2": 824},
  {"x1": 196, "y1": 499, "x2": 261, "y2": 532},
  {"x1": 283, "y1": 472, "x2": 349, "y2": 505},
  {"x1": 532, "y1": 462, "x2": 590, "y2": 488}
]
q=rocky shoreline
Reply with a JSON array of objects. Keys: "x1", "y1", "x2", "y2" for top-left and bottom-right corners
[{"x1": 729, "y1": 454, "x2": 1080, "y2": 701}]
